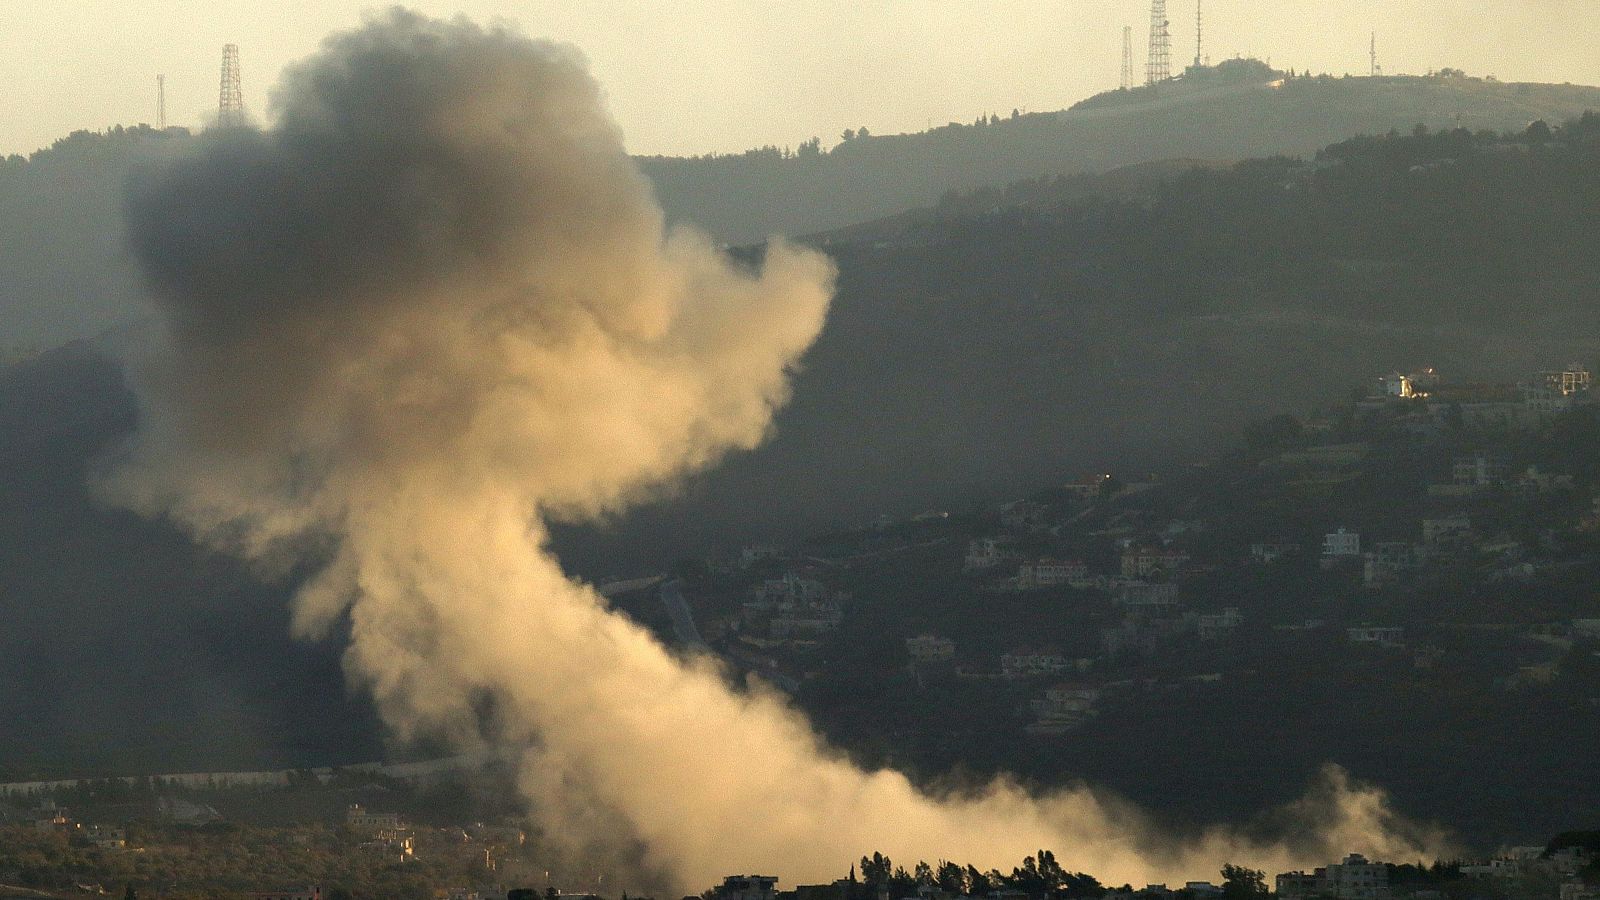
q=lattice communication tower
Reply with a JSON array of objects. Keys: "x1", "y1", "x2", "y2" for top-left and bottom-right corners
[
  {"x1": 218, "y1": 44, "x2": 244, "y2": 127},
  {"x1": 1146, "y1": 0, "x2": 1171, "y2": 85}
]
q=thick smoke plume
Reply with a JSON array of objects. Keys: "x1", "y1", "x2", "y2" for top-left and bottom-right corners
[{"x1": 107, "y1": 9, "x2": 1447, "y2": 892}]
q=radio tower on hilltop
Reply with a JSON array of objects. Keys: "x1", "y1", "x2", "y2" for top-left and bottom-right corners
[
  {"x1": 1121, "y1": 26, "x2": 1135, "y2": 90},
  {"x1": 1146, "y1": 0, "x2": 1171, "y2": 86},
  {"x1": 1369, "y1": 32, "x2": 1382, "y2": 77},
  {"x1": 1193, "y1": 0, "x2": 1205, "y2": 69},
  {"x1": 218, "y1": 43, "x2": 244, "y2": 127},
  {"x1": 156, "y1": 74, "x2": 166, "y2": 129}
]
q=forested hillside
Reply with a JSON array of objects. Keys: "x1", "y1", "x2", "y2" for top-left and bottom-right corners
[
  {"x1": 567, "y1": 112, "x2": 1600, "y2": 569},
  {"x1": 642, "y1": 65, "x2": 1600, "y2": 241},
  {"x1": 7, "y1": 65, "x2": 1600, "y2": 349},
  {"x1": 4, "y1": 109, "x2": 1600, "y2": 787}
]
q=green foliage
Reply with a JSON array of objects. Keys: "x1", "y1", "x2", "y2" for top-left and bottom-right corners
[
  {"x1": 853, "y1": 849, "x2": 1102, "y2": 899},
  {"x1": 1219, "y1": 864, "x2": 1269, "y2": 900}
]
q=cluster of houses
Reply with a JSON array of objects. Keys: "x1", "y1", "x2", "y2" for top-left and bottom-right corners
[
  {"x1": 9, "y1": 801, "x2": 130, "y2": 850},
  {"x1": 714, "y1": 845, "x2": 1599, "y2": 900},
  {"x1": 947, "y1": 516, "x2": 1250, "y2": 733},
  {"x1": 1275, "y1": 854, "x2": 1391, "y2": 900},
  {"x1": 1371, "y1": 363, "x2": 1595, "y2": 430},
  {"x1": 741, "y1": 570, "x2": 849, "y2": 645},
  {"x1": 683, "y1": 358, "x2": 1600, "y2": 744},
  {"x1": 346, "y1": 802, "x2": 415, "y2": 862}
]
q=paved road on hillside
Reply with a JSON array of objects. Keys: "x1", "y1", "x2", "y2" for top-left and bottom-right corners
[{"x1": 659, "y1": 578, "x2": 707, "y2": 650}]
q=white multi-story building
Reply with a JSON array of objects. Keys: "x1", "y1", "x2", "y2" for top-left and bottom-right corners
[
  {"x1": 1277, "y1": 854, "x2": 1391, "y2": 900},
  {"x1": 346, "y1": 804, "x2": 401, "y2": 831},
  {"x1": 1322, "y1": 528, "x2": 1361, "y2": 559},
  {"x1": 1018, "y1": 558, "x2": 1090, "y2": 589},
  {"x1": 1323, "y1": 854, "x2": 1390, "y2": 900}
]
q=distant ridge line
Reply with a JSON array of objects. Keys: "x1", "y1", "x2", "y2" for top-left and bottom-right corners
[{"x1": 0, "y1": 751, "x2": 495, "y2": 797}]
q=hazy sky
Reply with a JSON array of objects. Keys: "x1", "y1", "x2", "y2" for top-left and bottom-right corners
[{"x1": 3, "y1": 1, "x2": 1598, "y2": 159}]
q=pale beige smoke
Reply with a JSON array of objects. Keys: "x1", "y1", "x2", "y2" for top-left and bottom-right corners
[{"x1": 105, "y1": 9, "x2": 1449, "y2": 894}]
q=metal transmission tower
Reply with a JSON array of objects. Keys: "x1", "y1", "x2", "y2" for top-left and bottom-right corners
[
  {"x1": 1193, "y1": 0, "x2": 1204, "y2": 69},
  {"x1": 1121, "y1": 26, "x2": 1134, "y2": 90},
  {"x1": 1145, "y1": 0, "x2": 1171, "y2": 86},
  {"x1": 1369, "y1": 32, "x2": 1382, "y2": 76},
  {"x1": 218, "y1": 43, "x2": 244, "y2": 127},
  {"x1": 156, "y1": 74, "x2": 166, "y2": 129}
]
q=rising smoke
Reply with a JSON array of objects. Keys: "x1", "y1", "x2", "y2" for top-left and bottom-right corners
[{"x1": 105, "y1": 9, "x2": 1447, "y2": 893}]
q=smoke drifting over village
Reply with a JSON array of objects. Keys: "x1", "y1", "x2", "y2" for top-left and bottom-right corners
[{"x1": 100, "y1": 10, "x2": 1447, "y2": 893}]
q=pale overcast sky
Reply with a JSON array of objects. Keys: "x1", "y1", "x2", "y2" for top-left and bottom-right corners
[{"x1": 2, "y1": 1, "x2": 1597, "y2": 159}]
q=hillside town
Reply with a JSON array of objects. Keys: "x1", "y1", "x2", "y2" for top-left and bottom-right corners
[
  {"x1": 597, "y1": 360, "x2": 1600, "y2": 849},
  {"x1": 624, "y1": 360, "x2": 1600, "y2": 739},
  {"x1": 3, "y1": 361, "x2": 1598, "y2": 899}
]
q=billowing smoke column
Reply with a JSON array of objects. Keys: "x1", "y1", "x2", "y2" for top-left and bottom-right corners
[{"x1": 108, "y1": 9, "x2": 1445, "y2": 892}]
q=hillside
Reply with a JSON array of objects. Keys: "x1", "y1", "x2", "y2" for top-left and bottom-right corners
[
  {"x1": 5, "y1": 109, "x2": 1600, "y2": 802},
  {"x1": 7, "y1": 67, "x2": 1600, "y2": 350},
  {"x1": 563, "y1": 113, "x2": 1600, "y2": 570},
  {"x1": 642, "y1": 65, "x2": 1600, "y2": 241}
]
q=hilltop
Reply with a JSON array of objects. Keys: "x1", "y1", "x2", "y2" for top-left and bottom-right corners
[
  {"x1": 6, "y1": 65, "x2": 1600, "y2": 349},
  {"x1": 642, "y1": 62, "x2": 1600, "y2": 241}
]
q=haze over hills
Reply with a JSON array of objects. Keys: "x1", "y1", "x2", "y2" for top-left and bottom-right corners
[
  {"x1": 642, "y1": 61, "x2": 1600, "y2": 242},
  {"x1": 6, "y1": 61, "x2": 1600, "y2": 349},
  {"x1": 4, "y1": 109, "x2": 1600, "y2": 795},
  {"x1": 4, "y1": 62, "x2": 1600, "y2": 872}
]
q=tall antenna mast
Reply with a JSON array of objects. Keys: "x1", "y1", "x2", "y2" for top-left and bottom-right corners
[
  {"x1": 1146, "y1": 0, "x2": 1171, "y2": 85},
  {"x1": 1370, "y1": 32, "x2": 1380, "y2": 77},
  {"x1": 1194, "y1": 0, "x2": 1204, "y2": 69},
  {"x1": 1121, "y1": 26, "x2": 1135, "y2": 90},
  {"x1": 218, "y1": 43, "x2": 244, "y2": 127},
  {"x1": 157, "y1": 74, "x2": 166, "y2": 129}
]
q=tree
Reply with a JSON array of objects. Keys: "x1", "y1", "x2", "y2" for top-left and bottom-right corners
[
  {"x1": 936, "y1": 861, "x2": 967, "y2": 895},
  {"x1": 841, "y1": 128, "x2": 856, "y2": 142},
  {"x1": 858, "y1": 126, "x2": 871, "y2": 138},
  {"x1": 1220, "y1": 864, "x2": 1269, "y2": 900},
  {"x1": 861, "y1": 852, "x2": 892, "y2": 887}
]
